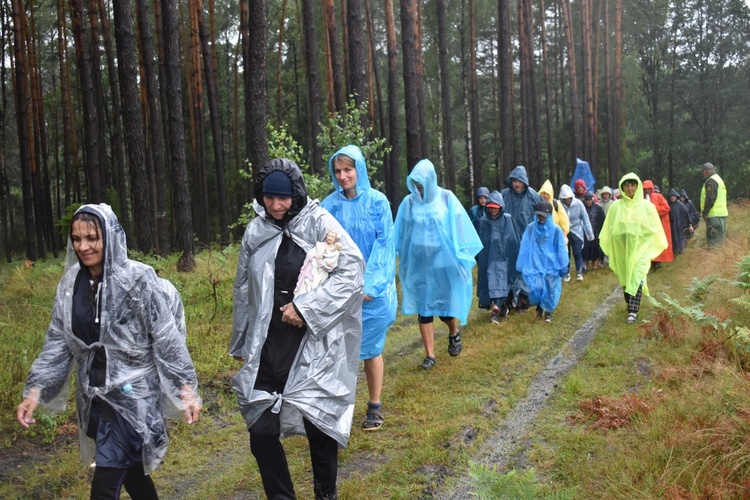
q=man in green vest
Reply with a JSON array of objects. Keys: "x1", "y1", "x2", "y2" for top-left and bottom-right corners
[{"x1": 700, "y1": 162, "x2": 728, "y2": 247}]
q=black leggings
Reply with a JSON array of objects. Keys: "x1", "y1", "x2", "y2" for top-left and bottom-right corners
[
  {"x1": 249, "y1": 407, "x2": 338, "y2": 500},
  {"x1": 90, "y1": 463, "x2": 158, "y2": 500}
]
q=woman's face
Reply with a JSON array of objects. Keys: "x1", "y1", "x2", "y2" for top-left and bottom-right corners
[
  {"x1": 487, "y1": 206, "x2": 500, "y2": 218},
  {"x1": 540, "y1": 192, "x2": 551, "y2": 202},
  {"x1": 71, "y1": 219, "x2": 104, "y2": 276},
  {"x1": 601, "y1": 192, "x2": 611, "y2": 201},
  {"x1": 263, "y1": 195, "x2": 293, "y2": 221}
]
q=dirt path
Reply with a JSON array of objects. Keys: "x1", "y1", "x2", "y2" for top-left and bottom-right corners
[{"x1": 439, "y1": 286, "x2": 622, "y2": 499}]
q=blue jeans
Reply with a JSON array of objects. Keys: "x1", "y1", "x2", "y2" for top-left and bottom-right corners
[{"x1": 568, "y1": 232, "x2": 584, "y2": 274}]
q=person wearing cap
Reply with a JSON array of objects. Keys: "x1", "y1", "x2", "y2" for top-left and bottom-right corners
[
  {"x1": 231, "y1": 159, "x2": 365, "y2": 499},
  {"x1": 643, "y1": 179, "x2": 673, "y2": 267},
  {"x1": 394, "y1": 159, "x2": 482, "y2": 370},
  {"x1": 500, "y1": 166, "x2": 543, "y2": 309},
  {"x1": 538, "y1": 180, "x2": 570, "y2": 244},
  {"x1": 559, "y1": 184, "x2": 595, "y2": 281},
  {"x1": 599, "y1": 173, "x2": 667, "y2": 324},
  {"x1": 700, "y1": 162, "x2": 728, "y2": 247},
  {"x1": 469, "y1": 186, "x2": 491, "y2": 229},
  {"x1": 582, "y1": 191, "x2": 605, "y2": 271},
  {"x1": 516, "y1": 201, "x2": 569, "y2": 323},
  {"x1": 321, "y1": 145, "x2": 397, "y2": 432},
  {"x1": 476, "y1": 190, "x2": 520, "y2": 324}
]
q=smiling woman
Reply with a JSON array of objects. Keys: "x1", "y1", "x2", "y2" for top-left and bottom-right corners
[{"x1": 70, "y1": 214, "x2": 104, "y2": 278}]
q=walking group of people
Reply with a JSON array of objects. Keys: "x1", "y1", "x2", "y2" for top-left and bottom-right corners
[{"x1": 15, "y1": 148, "x2": 727, "y2": 499}]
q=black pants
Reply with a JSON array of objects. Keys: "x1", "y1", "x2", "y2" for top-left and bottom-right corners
[
  {"x1": 90, "y1": 463, "x2": 158, "y2": 500},
  {"x1": 249, "y1": 407, "x2": 338, "y2": 500},
  {"x1": 624, "y1": 283, "x2": 643, "y2": 314}
]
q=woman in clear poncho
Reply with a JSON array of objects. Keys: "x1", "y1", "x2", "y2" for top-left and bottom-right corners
[
  {"x1": 322, "y1": 144, "x2": 397, "y2": 431},
  {"x1": 16, "y1": 204, "x2": 201, "y2": 498},
  {"x1": 394, "y1": 159, "x2": 482, "y2": 370},
  {"x1": 599, "y1": 173, "x2": 668, "y2": 324},
  {"x1": 231, "y1": 159, "x2": 364, "y2": 499}
]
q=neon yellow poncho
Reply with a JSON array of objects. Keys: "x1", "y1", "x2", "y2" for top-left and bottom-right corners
[{"x1": 599, "y1": 172, "x2": 667, "y2": 296}]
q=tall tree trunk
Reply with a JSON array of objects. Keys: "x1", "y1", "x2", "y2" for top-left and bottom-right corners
[
  {"x1": 57, "y1": 0, "x2": 76, "y2": 212},
  {"x1": 11, "y1": 0, "x2": 37, "y2": 261},
  {"x1": 301, "y1": 0, "x2": 324, "y2": 174},
  {"x1": 365, "y1": 0, "x2": 385, "y2": 140},
  {"x1": 135, "y1": 0, "x2": 169, "y2": 253},
  {"x1": 401, "y1": 0, "x2": 422, "y2": 170},
  {"x1": 69, "y1": 0, "x2": 103, "y2": 203},
  {"x1": 436, "y1": 0, "x2": 455, "y2": 191},
  {"x1": 113, "y1": 0, "x2": 155, "y2": 252},
  {"x1": 581, "y1": 0, "x2": 596, "y2": 168},
  {"x1": 498, "y1": 0, "x2": 513, "y2": 181},
  {"x1": 560, "y1": 0, "x2": 581, "y2": 169},
  {"x1": 97, "y1": 0, "x2": 129, "y2": 234},
  {"x1": 324, "y1": 0, "x2": 345, "y2": 115},
  {"x1": 161, "y1": 0, "x2": 194, "y2": 270},
  {"x1": 518, "y1": 0, "x2": 541, "y2": 185},
  {"x1": 604, "y1": 0, "x2": 613, "y2": 185},
  {"x1": 415, "y1": 2, "x2": 427, "y2": 157},
  {"x1": 0, "y1": 5, "x2": 12, "y2": 261},
  {"x1": 276, "y1": 0, "x2": 287, "y2": 124},
  {"x1": 347, "y1": 0, "x2": 368, "y2": 128},
  {"x1": 245, "y1": 0, "x2": 268, "y2": 193},
  {"x1": 459, "y1": 0, "x2": 475, "y2": 194},
  {"x1": 384, "y1": 0, "x2": 400, "y2": 209},
  {"x1": 539, "y1": 0, "x2": 556, "y2": 182},
  {"x1": 612, "y1": 0, "x2": 622, "y2": 182},
  {"x1": 87, "y1": 0, "x2": 109, "y2": 198},
  {"x1": 469, "y1": 0, "x2": 482, "y2": 190},
  {"x1": 196, "y1": 0, "x2": 229, "y2": 244}
]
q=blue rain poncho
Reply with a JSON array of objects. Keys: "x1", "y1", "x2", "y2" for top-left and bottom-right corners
[
  {"x1": 516, "y1": 213, "x2": 570, "y2": 313},
  {"x1": 23, "y1": 204, "x2": 200, "y2": 474},
  {"x1": 667, "y1": 188, "x2": 691, "y2": 254},
  {"x1": 322, "y1": 145, "x2": 397, "y2": 360},
  {"x1": 231, "y1": 159, "x2": 365, "y2": 448},
  {"x1": 572, "y1": 158, "x2": 596, "y2": 193},
  {"x1": 394, "y1": 159, "x2": 482, "y2": 324},
  {"x1": 476, "y1": 191, "x2": 520, "y2": 309},
  {"x1": 500, "y1": 165, "x2": 543, "y2": 237}
]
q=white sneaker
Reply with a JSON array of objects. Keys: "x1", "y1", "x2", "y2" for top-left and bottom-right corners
[
  {"x1": 627, "y1": 313, "x2": 637, "y2": 324},
  {"x1": 564, "y1": 273, "x2": 571, "y2": 282},
  {"x1": 576, "y1": 273, "x2": 583, "y2": 281}
]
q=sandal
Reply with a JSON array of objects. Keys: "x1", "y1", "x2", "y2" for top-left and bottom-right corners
[
  {"x1": 448, "y1": 331, "x2": 462, "y2": 357},
  {"x1": 362, "y1": 407, "x2": 384, "y2": 431},
  {"x1": 419, "y1": 356, "x2": 436, "y2": 370}
]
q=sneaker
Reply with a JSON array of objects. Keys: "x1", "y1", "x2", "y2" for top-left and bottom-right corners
[
  {"x1": 536, "y1": 306, "x2": 543, "y2": 318},
  {"x1": 448, "y1": 331, "x2": 462, "y2": 356},
  {"x1": 490, "y1": 307, "x2": 501, "y2": 324},
  {"x1": 499, "y1": 305, "x2": 509, "y2": 319},
  {"x1": 564, "y1": 273, "x2": 571, "y2": 282},
  {"x1": 626, "y1": 313, "x2": 637, "y2": 324},
  {"x1": 576, "y1": 273, "x2": 584, "y2": 281},
  {"x1": 419, "y1": 356, "x2": 436, "y2": 370},
  {"x1": 545, "y1": 312, "x2": 553, "y2": 323}
]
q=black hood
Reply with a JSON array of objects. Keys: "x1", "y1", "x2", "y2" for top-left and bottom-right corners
[{"x1": 254, "y1": 158, "x2": 308, "y2": 223}]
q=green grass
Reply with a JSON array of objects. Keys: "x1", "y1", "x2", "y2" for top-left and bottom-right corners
[{"x1": 2, "y1": 204, "x2": 750, "y2": 498}]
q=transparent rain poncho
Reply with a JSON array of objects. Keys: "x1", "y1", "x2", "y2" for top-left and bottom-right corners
[
  {"x1": 231, "y1": 159, "x2": 365, "y2": 447},
  {"x1": 599, "y1": 173, "x2": 668, "y2": 296},
  {"x1": 23, "y1": 204, "x2": 200, "y2": 474},
  {"x1": 476, "y1": 191, "x2": 520, "y2": 309},
  {"x1": 516, "y1": 212, "x2": 570, "y2": 312},
  {"x1": 393, "y1": 159, "x2": 482, "y2": 324},
  {"x1": 322, "y1": 145, "x2": 397, "y2": 360}
]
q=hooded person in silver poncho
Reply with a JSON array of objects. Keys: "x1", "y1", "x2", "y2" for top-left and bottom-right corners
[
  {"x1": 16, "y1": 204, "x2": 201, "y2": 497},
  {"x1": 230, "y1": 158, "x2": 365, "y2": 499}
]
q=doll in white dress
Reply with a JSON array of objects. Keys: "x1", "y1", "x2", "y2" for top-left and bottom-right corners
[{"x1": 294, "y1": 230, "x2": 343, "y2": 295}]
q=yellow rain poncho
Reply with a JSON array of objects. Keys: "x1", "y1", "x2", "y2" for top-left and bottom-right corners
[
  {"x1": 599, "y1": 173, "x2": 667, "y2": 296},
  {"x1": 538, "y1": 180, "x2": 570, "y2": 240}
]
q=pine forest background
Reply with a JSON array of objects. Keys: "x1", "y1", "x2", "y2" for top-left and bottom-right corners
[{"x1": 2, "y1": 0, "x2": 749, "y2": 268}]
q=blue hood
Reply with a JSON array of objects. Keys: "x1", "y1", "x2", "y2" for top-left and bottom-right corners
[
  {"x1": 505, "y1": 165, "x2": 530, "y2": 190},
  {"x1": 407, "y1": 159, "x2": 440, "y2": 203},
  {"x1": 328, "y1": 144, "x2": 372, "y2": 197}
]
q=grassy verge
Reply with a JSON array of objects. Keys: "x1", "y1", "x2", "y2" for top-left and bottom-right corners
[{"x1": 2, "y1": 203, "x2": 749, "y2": 498}]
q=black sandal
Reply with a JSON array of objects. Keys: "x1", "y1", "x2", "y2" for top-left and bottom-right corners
[
  {"x1": 362, "y1": 407, "x2": 384, "y2": 431},
  {"x1": 419, "y1": 356, "x2": 436, "y2": 370},
  {"x1": 448, "y1": 331, "x2": 462, "y2": 357}
]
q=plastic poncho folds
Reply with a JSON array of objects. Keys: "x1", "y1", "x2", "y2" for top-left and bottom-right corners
[
  {"x1": 667, "y1": 188, "x2": 692, "y2": 254},
  {"x1": 394, "y1": 159, "x2": 483, "y2": 324},
  {"x1": 500, "y1": 166, "x2": 543, "y2": 237},
  {"x1": 476, "y1": 191, "x2": 520, "y2": 309},
  {"x1": 643, "y1": 180, "x2": 674, "y2": 263},
  {"x1": 572, "y1": 158, "x2": 596, "y2": 195},
  {"x1": 595, "y1": 186, "x2": 615, "y2": 215},
  {"x1": 231, "y1": 158, "x2": 365, "y2": 448},
  {"x1": 538, "y1": 180, "x2": 570, "y2": 241},
  {"x1": 559, "y1": 184, "x2": 595, "y2": 243},
  {"x1": 599, "y1": 173, "x2": 668, "y2": 296},
  {"x1": 516, "y1": 212, "x2": 570, "y2": 313},
  {"x1": 322, "y1": 145, "x2": 397, "y2": 360},
  {"x1": 23, "y1": 204, "x2": 200, "y2": 474}
]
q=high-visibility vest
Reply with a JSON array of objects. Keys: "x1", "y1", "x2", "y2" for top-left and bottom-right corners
[{"x1": 700, "y1": 173, "x2": 728, "y2": 217}]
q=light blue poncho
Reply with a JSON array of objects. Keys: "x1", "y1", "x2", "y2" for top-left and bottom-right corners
[{"x1": 394, "y1": 159, "x2": 482, "y2": 324}]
